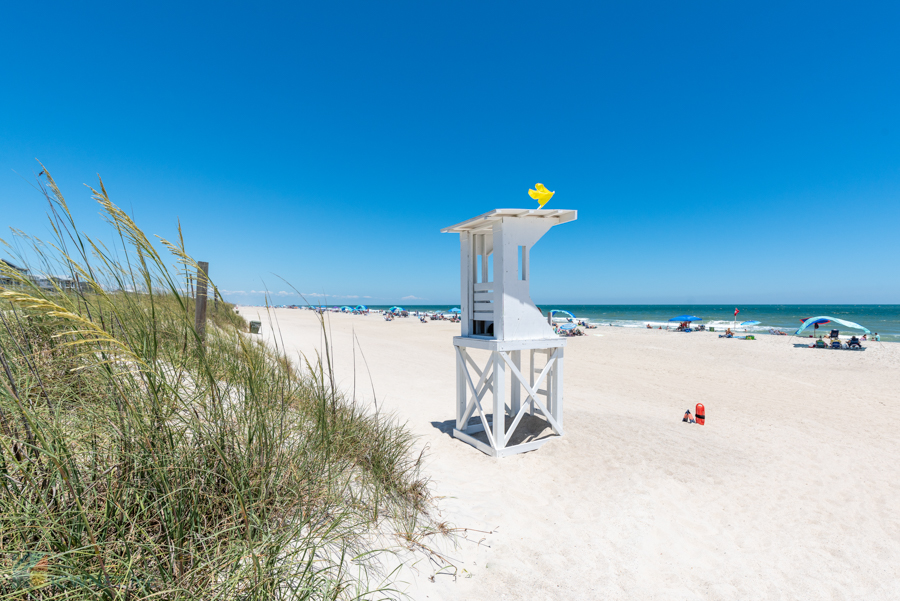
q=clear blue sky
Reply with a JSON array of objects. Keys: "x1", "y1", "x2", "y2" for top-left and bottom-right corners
[{"x1": 2, "y1": 1, "x2": 898, "y2": 306}]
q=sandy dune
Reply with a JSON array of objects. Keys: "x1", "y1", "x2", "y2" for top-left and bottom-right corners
[{"x1": 239, "y1": 307, "x2": 900, "y2": 600}]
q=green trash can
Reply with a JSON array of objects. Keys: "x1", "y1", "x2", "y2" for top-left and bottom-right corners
[{"x1": 249, "y1": 321, "x2": 261, "y2": 334}]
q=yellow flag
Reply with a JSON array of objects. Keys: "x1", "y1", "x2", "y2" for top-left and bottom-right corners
[{"x1": 528, "y1": 183, "x2": 555, "y2": 208}]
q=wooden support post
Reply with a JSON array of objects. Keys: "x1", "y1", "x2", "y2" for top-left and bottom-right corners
[
  {"x1": 529, "y1": 349, "x2": 536, "y2": 416},
  {"x1": 194, "y1": 261, "x2": 209, "y2": 342},
  {"x1": 552, "y1": 347, "x2": 564, "y2": 430},
  {"x1": 546, "y1": 350, "x2": 554, "y2": 417},
  {"x1": 510, "y1": 350, "x2": 521, "y2": 417},
  {"x1": 492, "y1": 351, "x2": 505, "y2": 449},
  {"x1": 456, "y1": 346, "x2": 468, "y2": 430}
]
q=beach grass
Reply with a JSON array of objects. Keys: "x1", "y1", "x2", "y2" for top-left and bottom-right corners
[{"x1": 0, "y1": 169, "x2": 436, "y2": 599}]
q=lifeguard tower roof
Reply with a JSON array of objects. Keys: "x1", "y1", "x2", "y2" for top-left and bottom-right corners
[{"x1": 441, "y1": 208, "x2": 577, "y2": 234}]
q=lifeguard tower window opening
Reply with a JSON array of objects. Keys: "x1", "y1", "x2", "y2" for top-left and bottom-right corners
[
  {"x1": 473, "y1": 232, "x2": 495, "y2": 337},
  {"x1": 518, "y1": 245, "x2": 527, "y2": 281}
]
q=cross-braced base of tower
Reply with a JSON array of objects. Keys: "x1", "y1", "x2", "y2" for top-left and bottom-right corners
[{"x1": 452, "y1": 336, "x2": 566, "y2": 458}]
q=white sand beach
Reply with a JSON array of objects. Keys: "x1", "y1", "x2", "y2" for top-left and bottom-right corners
[{"x1": 239, "y1": 308, "x2": 900, "y2": 600}]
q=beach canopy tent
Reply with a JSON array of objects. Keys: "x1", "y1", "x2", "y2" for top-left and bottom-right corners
[
  {"x1": 741, "y1": 321, "x2": 761, "y2": 326},
  {"x1": 795, "y1": 316, "x2": 870, "y2": 336},
  {"x1": 340, "y1": 306, "x2": 352, "y2": 312},
  {"x1": 800, "y1": 317, "x2": 831, "y2": 325},
  {"x1": 550, "y1": 310, "x2": 576, "y2": 319},
  {"x1": 389, "y1": 306, "x2": 404, "y2": 314},
  {"x1": 668, "y1": 315, "x2": 702, "y2": 322},
  {"x1": 355, "y1": 305, "x2": 368, "y2": 311}
]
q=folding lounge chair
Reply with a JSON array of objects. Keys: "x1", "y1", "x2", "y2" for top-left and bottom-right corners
[
  {"x1": 829, "y1": 329, "x2": 840, "y2": 339},
  {"x1": 831, "y1": 340, "x2": 842, "y2": 349}
]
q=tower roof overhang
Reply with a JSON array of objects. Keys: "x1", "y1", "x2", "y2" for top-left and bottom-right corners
[{"x1": 441, "y1": 209, "x2": 577, "y2": 234}]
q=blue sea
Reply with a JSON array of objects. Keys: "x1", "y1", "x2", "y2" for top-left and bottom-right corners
[{"x1": 365, "y1": 305, "x2": 900, "y2": 342}]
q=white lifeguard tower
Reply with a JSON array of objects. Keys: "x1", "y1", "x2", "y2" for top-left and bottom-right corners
[{"x1": 441, "y1": 208, "x2": 577, "y2": 457}]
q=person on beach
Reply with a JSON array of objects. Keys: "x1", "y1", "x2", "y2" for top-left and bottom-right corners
[
  {"x1": 725, "y1": 328, "x2": 734, "y2": 338},
  {"x1": 875, "y1": 333, "x2": 880, "y2": 341},
  {"x1": 646, "y1": 323, "x2": 652, "y2": 329}
]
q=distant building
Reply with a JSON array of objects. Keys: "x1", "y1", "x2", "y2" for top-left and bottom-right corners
[
  {"x1": 0, "y1": 259, "x2": 29, "y2": 287},
  {"x1": 1, "y1": 260, "x2": 90, "y2": 293},
  {"x1": 34, "y1": 275, "x2": 91, "y2": 294}
]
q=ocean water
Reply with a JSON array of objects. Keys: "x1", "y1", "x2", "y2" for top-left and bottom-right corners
[{"x1": 365, "y1": 305, "x2": 900, "y2": 342}]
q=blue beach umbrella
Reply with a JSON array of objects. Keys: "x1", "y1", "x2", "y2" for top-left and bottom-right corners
[
  {"x1": 668, "y1": 315, "x2": 702, "y2": 322},
  {"x1": 355, "y1": 305, "x2": 368, "y2": 311},
  {"x1": 389, "y1": 306, "x2": 404, "y2": 314},
  {"x1": 559, "y1": 323, "x2": 577, "y2": 331},
  {"x1": 340, "y1": 306, "x2": 352, "y2": 312},
  {"x1": 448, "y1": 307, "x2": 461, "y2": 313},
  {"x1": 740, "y1": 320, "x2": 761, "y2": 326},
  {"x1": 550, "y1": 310, "x2": 576, "y2": 319}
]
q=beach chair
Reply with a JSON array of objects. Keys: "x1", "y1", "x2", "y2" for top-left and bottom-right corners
[
  {"x1": 831, "y1": 340, "x2": 842, "y2": 349},
  {"x1": 829, "y1": 329, "x2": 840, "y2": 339},
  {"x1": 848, "y1": 337, "x2": 862, "y2": 349},
  {"x1": 815, "y1": 339, "x2": 827, "y2": 348}
]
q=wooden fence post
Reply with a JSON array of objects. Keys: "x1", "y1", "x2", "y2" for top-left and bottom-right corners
[{"x1": 195, "y1": 262, "x2": 209, "y2": 342}]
